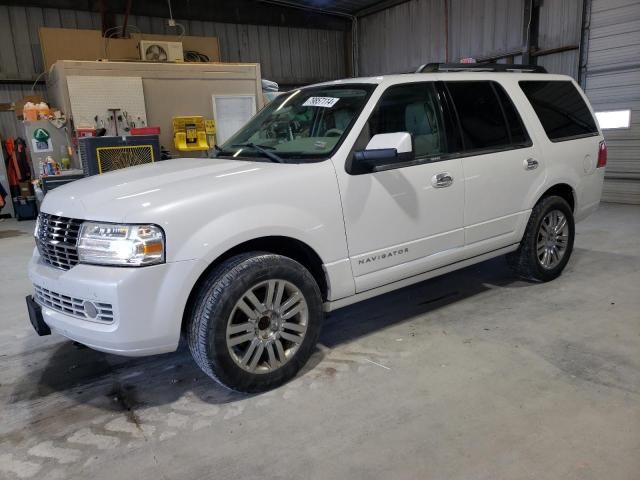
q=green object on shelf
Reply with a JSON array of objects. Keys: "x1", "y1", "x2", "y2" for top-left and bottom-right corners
[{"x1": 33, "y1": 127, "x2": 50, "y2": 142}]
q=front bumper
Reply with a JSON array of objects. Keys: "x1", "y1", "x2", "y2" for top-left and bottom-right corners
[{"x1": 28, "y1": 251, "x2": 199, "y2": 356}]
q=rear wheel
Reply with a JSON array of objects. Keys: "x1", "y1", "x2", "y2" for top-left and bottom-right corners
[
  {"x1": 187, "y1": 252, "x2": 322, "y2": 393},
  {"x1": 508, "y1": 195, "x2": 575, "y2": 282}
]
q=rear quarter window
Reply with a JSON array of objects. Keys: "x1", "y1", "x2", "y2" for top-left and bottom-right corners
[{"x1": 519, "y1": 80, "x2": 598, "y2": 142}]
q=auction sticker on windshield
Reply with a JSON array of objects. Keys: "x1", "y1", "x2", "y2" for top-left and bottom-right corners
[{"x1": 303, "y1": 97, "x2": 340, "y2": 108}]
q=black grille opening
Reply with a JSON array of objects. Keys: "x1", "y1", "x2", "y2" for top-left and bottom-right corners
[{"x1": 36, "y1": 213, "x2": 83, "y2": 270}]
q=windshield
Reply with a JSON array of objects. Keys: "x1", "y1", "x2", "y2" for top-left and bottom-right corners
[{"x1": 217, "y1": 84, "x2": 375, "y2": 161}]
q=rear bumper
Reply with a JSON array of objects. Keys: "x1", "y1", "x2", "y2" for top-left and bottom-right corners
[{"x1": 28, "y1": 251, "x2": 198, "y2": 356}]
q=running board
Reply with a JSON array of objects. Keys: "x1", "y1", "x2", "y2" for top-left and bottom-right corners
[{"x1": 323, "y1": 244, "x2": 518, "y2": 312}]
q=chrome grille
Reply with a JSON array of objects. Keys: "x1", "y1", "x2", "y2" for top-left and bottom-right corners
[
  {"x1": 33, "y1": 284, "x2": 114, "y2": 323},
  {"x1": 36, "y1": 213, "x2": 83, "y2": 270}
]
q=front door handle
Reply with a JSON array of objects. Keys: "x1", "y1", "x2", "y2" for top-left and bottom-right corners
[
  {"x1": 432, "y1": 172, "x2": 454, "y2": 188},
  {"x1": 524, "y1": 158, "x2": 539, "y2": 170}
]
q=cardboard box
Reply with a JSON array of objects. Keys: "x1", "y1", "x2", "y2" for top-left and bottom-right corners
[{"x1": 39, "y1": 27, "x2": 221, "y2": 72}]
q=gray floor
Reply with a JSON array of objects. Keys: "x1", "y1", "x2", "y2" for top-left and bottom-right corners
[{"x1": 1, "y1": 203, "x2": 639, "y2": 480}]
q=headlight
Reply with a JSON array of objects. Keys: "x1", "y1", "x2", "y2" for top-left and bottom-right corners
[{"x1": 77, "y1": 222, "x2": 165, "y2": 266}]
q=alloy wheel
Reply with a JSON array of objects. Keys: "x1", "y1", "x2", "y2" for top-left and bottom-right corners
[
  {"x1": 536, "y1": 209, "x2": 570, "y2": 270},
  {"x1": 226, "y1": 279, "x2": 309, "y2": 373}
]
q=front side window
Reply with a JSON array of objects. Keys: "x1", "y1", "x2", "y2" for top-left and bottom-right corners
[
  {"x1": 217, "y1": 85, "x2": 374, "y2": 161},
  {"x1": 519, "y1": 80, "x2": 598, "y2": 141},
  {"x1": 446, "y1": 81, "x2": 512, "y2": 151},
  {"x1": 367, "y1": 82, "x2": 447, "y2": 159}
]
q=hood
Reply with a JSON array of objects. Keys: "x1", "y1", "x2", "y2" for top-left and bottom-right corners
[{"x1": 41, "y1": 158, "x2": 277, "y2": 222}]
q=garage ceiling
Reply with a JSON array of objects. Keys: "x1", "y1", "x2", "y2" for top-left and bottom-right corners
[
  {"x1": 2, "y1": 0, "x2": 393, "y2": 30},
  {"x1": 1, "y1": 0, "x2": 408, "y2": 22},
  {"x1": 259, "y1": 0, "x2": 410, "y2": 16}
]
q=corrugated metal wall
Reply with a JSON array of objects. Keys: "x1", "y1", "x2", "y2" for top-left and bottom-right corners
[
  {"x1": 358, "y1": 0, "x2": 524, "y2": 75},
  {"x1": 448, "y1": 0, "x2": 524, "y2": 61},
  {"x1": 358, "y1": 0, "x2": 446, "y2": 75},
  {"x1": 584, "y1": 0, "x2": 640, "y2": 204},
  {"x1": 537, "y1": 0, "x2": 583, "y2": 78},
  {"x1": 0, "y1": 5, "x2": 347, "y2": 139},
  {"x1": 358, "y1": 0, "x2": 582, "y2": 78},
  {"x1": 358, "y1": 0, "x2": 583, "y2": 77}
]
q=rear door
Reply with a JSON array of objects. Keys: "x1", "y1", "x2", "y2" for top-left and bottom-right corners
[{"x1": 445, "y1": 80, "x2": 545, "y2": 252}]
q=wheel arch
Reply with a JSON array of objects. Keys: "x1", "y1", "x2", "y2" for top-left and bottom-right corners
[
  {"x1": 535, "y1": 183, "x2": 576, "y2": 212},
  {"x1": 181, "y1": 236, "x2": 328, "y2": 335}
]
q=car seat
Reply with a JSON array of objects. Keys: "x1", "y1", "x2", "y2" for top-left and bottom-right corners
[{"x1": 405, "y1": 101, "x2": 440, "y2": 156}]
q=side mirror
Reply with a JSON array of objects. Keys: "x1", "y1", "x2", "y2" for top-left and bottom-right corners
[{"x1": 353, "y1": 132, "x2": 415, "y2": 172}]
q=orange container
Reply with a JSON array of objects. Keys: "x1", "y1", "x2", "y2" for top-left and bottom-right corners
[
  {"x1": 36, "y1": 102, "x2": 50, "y2": 119},
  {"x1": 23, "y1": 102, "x2": 38, "y2": 121}
]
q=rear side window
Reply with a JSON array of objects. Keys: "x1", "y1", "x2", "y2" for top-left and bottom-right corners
[
  {"x1": 446, "y1": 81, "x2": 530, "y2": 152},
  {"x1": 519, "y1": 81, "x2": 598, "y2": 142}
]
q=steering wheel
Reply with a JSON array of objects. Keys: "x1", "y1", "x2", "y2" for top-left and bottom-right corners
[{"x1": 324, "y1": 128, "x2": 344, "y2": 137}]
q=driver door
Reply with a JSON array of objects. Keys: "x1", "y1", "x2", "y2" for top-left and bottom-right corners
[{"x1": 335, "y1": 82, "x2": 466, "y2": 293}]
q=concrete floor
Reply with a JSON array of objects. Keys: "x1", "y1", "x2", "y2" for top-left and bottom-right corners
[{"x1": 0, "y1": 203, "x2": 638, "y2": 480}]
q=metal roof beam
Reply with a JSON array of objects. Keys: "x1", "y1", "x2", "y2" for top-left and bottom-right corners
[{"x1": 355, "y1": 0, "x2": 412, "y2": 18}]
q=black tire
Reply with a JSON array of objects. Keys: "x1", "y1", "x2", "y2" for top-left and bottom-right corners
[
  {"x1": 187, "y1": 252, "x2": 323, "y2": 393},
  {"x1": 507, "y1": 195, "x2": 575, "y2": 282}
]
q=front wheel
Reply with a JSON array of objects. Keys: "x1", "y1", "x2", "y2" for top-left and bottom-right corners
[
  {"x1": 508, "y1": 195, "x2": 575, "y2": 282},
  {"x1": 187, "y1": 252, "x2": 323, "y2": 393}
]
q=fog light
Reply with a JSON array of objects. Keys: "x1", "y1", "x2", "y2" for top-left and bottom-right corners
[{"x1": 83, "y1": 301, "x2": 98, "y2": 319}]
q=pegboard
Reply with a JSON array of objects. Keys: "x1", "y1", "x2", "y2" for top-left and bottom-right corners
[{"x1": 67, "y1": 76, "x2": 147, "y2": 130}]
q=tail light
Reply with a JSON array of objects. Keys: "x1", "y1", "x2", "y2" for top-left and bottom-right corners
[{"x1": 597, "y1": 140, "x2": 607, "y2": 168}]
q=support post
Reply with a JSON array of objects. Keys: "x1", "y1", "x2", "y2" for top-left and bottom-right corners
[
  {"x1": 121, "y1": 0, "x2": 134, "y2": 38},
  {"x1": 578, "y1": 0, "x2": 592, "y2": 87},
  {"x1": 100, "y1": 0, "x2": 116, "y2": 37},
  {"x1": 444, "y1": 0, "x2": 449, "y2": 62},
  {"x1": 522, "y1": 0, "x2": 541, "y2": 64}
]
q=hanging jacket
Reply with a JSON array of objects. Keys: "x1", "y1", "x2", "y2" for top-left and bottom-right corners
[
  {"x1": 3, "y1": 138, "x2": 21, "y2": 187},
  {"x1": 15, "y1": 138, "x2": 32, "y2": 181},
  {"x1": 3, "y1": 138, "x2": 23, "y2": 199}
]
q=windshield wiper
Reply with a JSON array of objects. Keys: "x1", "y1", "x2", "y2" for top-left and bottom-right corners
[
  {"x1": 231, "y1": 143, "x2": 284, "y2": 163},
  {"x1": 233, "y1": 143, "x2": 276, "y2": 149}
]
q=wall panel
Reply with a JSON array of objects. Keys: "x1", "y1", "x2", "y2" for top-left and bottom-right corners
[
  {"x1": 537, "y1": 0, "x2": 582, "y2": 76},
  {"x1": 357, "y1": 0, "x2": 585, "y2": 77},
  {"x1": 358, "y1": 0, "x2": 446, "y2": 75},
  {"x1": 448, "y1": 0, "x2": 524, "y2": 61},
  {"x1": 585, "y1": 0, "x2": 640, "y2": 204},
  {"x1": 358, "y1": 0, "x2": 525, "y2": 76}
]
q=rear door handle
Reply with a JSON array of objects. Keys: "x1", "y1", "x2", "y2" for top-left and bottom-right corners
[
  {"x1": 432, "y1": 172, "x2": 454, "y2": 188},
  {"x1": 524, "y1": 158, "x2": 539, "y2": 170}
]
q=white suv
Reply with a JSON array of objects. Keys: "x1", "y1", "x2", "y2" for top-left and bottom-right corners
[{"x1": 27, "y1": 64, "x2": 606, "y2": 392}]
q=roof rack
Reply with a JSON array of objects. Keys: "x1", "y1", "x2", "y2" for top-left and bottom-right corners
[{"x1": 416, "y1": 63, "x2": 547, "y2": 74}]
